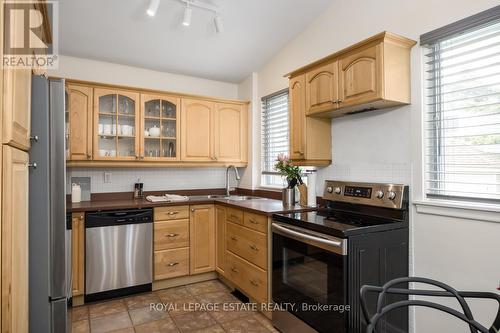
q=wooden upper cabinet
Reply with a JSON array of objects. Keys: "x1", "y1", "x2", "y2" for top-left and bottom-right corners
[
  {"x1": 289, "y1": 74, "x2": 332, "y2": 166},
  {"x1": 140, "y1": 94, "x2": 180, "y2": 161},
  {"x1": 66, "y1": 84, "x2": 93, "y2": 160},
  {"x1": 214, "y1": 103, "x2": 247, "y2": 162},
  {"x1": 338, "y1": 44, "x2": 382, "y2": 107},
  {"x1": 287, "y1": 32, "x2": 416, "y2": 118},
  {"x1": 180, "y1": 98, "x2": 215, "y2": 162},
  {"x1": 3, "y1": 69, "x2": 32, "y2": 151},
  {"x1": 190, "y1": 205, "x2": 215, "y2": 275},
  {"x1": 305, "y1": 61, "x2": 338, "y2": 115},
  {"x1": 93, "y1": 88, "x2": 140, "y2": 161},
  {"x1": 2, "y1": 146, "x2": 29, "y2": 333},
  {"x1": 289, "y1": 75, "x2": 306, "y2": 160}
]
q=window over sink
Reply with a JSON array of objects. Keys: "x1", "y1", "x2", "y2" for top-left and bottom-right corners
[
  {"x1": 421, "y1": 8, "x2": 500, "y2": 203},
  {"x1": 261, "y1": 89, "x2": 289, "y2": 187}
]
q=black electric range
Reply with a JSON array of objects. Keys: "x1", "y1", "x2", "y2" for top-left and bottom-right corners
[{"x1": 271, "y1": 181, "x2": 409, "y2": 333}]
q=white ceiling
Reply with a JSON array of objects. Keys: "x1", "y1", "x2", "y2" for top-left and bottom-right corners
[{"x1": 59, "y1": 0, "x2": 332, "y2": 83}]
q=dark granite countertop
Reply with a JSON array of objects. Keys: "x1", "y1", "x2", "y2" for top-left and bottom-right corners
[{"x1": 68, "y1": 196, "x2": 316, "y2": 216}]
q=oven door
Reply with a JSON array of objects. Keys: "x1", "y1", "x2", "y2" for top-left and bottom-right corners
[{"x1": 272, "y1": 222, "x2": 348, "y2": 333}]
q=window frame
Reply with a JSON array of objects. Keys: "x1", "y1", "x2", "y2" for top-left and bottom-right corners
[
  {"x1": 420, "y1": 5, "x2": 500, "y2": 205},
  {"x1": 260, "y1": 88, "x2": 289, "y2": 189}
]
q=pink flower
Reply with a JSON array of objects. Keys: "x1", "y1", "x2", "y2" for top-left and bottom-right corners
[{"x1": 277, "y1": 153, "x2": 289, "y2": 163}]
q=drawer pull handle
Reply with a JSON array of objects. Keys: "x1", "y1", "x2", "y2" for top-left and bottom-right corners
[
  {"x1": 249, "y1": 219, "x2": 259, "y2": 224},
  {"x1": 230, "y1": 215, "x2": 239, "y2": 220},
  {"x1": 249, "y1": 244, "x2": 259, "y2": 251},
  {"x1": 166, "y1": 233, "x2": 179, "y2": 238},
  {"x1": 230, "y1": 236, "x2": 238, "y2": 241},
  {"x1": 231, "y1": 267, "x2": 239, "y2": 273},
  {"x1": 168, "y1": 211, "x2": 179, "y2": 215},
  {"x1": 250, "y1": 279, "x2": 259, "y2": 287},
  {"x1": 168, "y1": 262, "x2": 179, "y2": 267}
]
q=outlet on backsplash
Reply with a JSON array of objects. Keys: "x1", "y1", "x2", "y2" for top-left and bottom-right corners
[{"x1": 104, "y1": 172, "x2": 112, "y2": 184}]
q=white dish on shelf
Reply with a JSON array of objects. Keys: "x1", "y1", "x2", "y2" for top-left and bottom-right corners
[{"x1": 149, "y1": 126, "x2": 161, "y2": 137}]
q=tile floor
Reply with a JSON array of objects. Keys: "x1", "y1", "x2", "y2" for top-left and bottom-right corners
[{"x1": 70, "y1": 279, "x2": 278, "y2": 333}]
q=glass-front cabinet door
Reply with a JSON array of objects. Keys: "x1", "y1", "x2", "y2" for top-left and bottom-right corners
[
  {"x1": 93, "y1": 88, "x2": 140, "y2": 160},
  {"x1": 140, "y1": 94, "x2": 180, "y2": 160}
]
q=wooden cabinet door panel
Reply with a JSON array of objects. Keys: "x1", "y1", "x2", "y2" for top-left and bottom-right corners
[
  {"x1": 154, "y1": 219, "x2": 190, "y2": 250},
  {"x1": 181, "y1": 99, "x2": 214, "y2": 161},
  {"x1": 214, "y1": 103, "x2": 246, "y2": 162},
  {"x1": 71, "y1": 213, "x2": 85, "y2": 296},
  {"x1": 339, "y1": 44, "x2": 382, "y2": 106},
  {"x1": 215, "y1": 206, "x2": 226, "y2": 276},
  {"x1": 2, "y1": 146, "x2": 29, "y2": 333},
  {"x1": 67, "y1": 84, "x2": 93, "y2": 160},
  {"x1": 305, "y1": 61, "x2": 338, "y2": 115},
  {"x1": 3, "y1": 69, "x2": 31, "y2": 151},
  {"x1": 154, "y1": 248, "x2": 190, "y2": 280},
  {"x1": 289, "y1": 74, "x2": 306, "y2": 159},
  {"x1": 189, "y1": 205, "x2": 215, "y2": 274}
]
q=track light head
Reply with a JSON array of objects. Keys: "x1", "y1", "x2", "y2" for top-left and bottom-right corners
[
  {"x1": 182, "y1": 5, "x2": 192, "y2": 26},
  {"x1": 146, "y1": 0, "x2": 160, "y2": 17},
  {"x1": 214, "y1": 14, "x2": 224, "y2": 33}
]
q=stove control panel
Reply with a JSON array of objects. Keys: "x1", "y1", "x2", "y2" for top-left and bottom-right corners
[{"x1": 323, "y1": 181, "x2": 406, "y2": 209}]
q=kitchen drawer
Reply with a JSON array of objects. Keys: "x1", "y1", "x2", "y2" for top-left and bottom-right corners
[
  {"x1": 154, "y1": 205, "x2": 189, "y2": 221},
  {"x1": 243, "y1": 212, "x2": 268, "y2": 234},
  {"x1": 226, "y1": 207, "x2": 243, "y2": 225},
  {"x1": 226, "y1": 222, "x2": 267, "y2": 270},
  {"x1": 154, "y1": 219, "x2": 189, "y2": 250},
  {"x1": 154, "y1": 247, "x2": 189, "y2": 280},
  {"x1": 226, "y1": 250, "x2": 267, "y2": 303}
]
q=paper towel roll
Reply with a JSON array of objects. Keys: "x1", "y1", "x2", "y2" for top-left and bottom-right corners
[{"x1": 307, "y1": 171, "x2": 317, "y2": 207}]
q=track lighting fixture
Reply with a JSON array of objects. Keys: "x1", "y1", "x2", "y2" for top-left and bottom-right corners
[
  {"x1": 146, "y1": 0, "x2": 224, "y2": 33},
  {"x1": 182, "y1": 3, "x2": 192, "y2": 26},
  {"x1": 214, "y1": 14, "x2": 223, "y2": 33},
  {"x1": 146, "y1": 0, "x2": 160, "y2": 17}
]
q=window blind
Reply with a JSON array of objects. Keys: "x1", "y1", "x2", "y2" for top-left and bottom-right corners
[
  {"x1": 422, "y1": 14, "x2": 500, "y2": 203},
  {"x1": 261, "y1": 89, "x2": 289, "y2": 187}
]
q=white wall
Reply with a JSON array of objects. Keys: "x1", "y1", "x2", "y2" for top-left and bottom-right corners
[
  {"x1": 237, "y1": 72, "x2": 260, "y2": 189},
  {"x1": 54, "y1": 55, "x2": 243, "y2": 193},
  {"x1": 50, "y1": 55, "x2": 239, "y2": 99},
  {"x1": 255, "y1": 0, "x2": 500, "y2": 332}
]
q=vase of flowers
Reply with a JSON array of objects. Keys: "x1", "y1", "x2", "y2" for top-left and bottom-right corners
[{"x1": 275, "y1": 153, "x2": 302, "y2": 206}]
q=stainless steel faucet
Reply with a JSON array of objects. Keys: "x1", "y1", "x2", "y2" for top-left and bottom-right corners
[{"x1": 226, "y1": 165, "x2": 241, "y2": 196}]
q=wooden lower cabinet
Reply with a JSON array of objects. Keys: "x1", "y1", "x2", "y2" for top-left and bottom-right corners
[
  {"x1": 154, "y1": 248, "x2": 190, "y2": 280},
  {"x1": 189, "y1": 205, "x2": 215, "y2": 275},
  {"x1": 154, "y1": 219, "x2": 189, "y2": 250},
  {"x1": 221, "y1": 207, "x2": 269, "y2": 303},
  {"x1": 215, "y1": 206, "x2": 226, "y2": 276},
  {"x1": 2, "y1": 146, "x2": 29, "y2": 333},
  {"x1": 226, "y1": 251, "x2": 267, "y2": 303},
  {"x1": 71, "y1": 212, "x2": 85, "y2": 296},
  {"x1": 226, "y1": 222, "x2": 267, "y2": 270}
]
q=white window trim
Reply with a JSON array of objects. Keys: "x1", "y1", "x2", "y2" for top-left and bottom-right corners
[{"x1": 413, "y1": 199, "x2": 500, "y2": 223}]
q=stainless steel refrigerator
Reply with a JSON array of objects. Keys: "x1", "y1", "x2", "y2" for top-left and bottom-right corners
[{"x1": 29, "y1": 76, "x2": 68, "y2": 333}]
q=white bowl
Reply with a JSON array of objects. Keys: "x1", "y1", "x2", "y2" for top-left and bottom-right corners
[{"x1": 149, "y1": 126, "x2": 161, "y2": 137}]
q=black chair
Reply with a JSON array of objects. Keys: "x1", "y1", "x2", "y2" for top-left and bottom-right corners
[{"x1": 360, "y1": 277, "x2": 500, "y2": 333}]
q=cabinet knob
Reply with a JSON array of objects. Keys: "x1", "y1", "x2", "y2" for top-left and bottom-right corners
[
  {"x1": 191, "y1": 208, "x2": 195, "y2": 212},
  {"x1": 86, "y1": 154, "x2": 91, "y2": 159},
  {"x1": 30, "y1": 135, "x2": 39, "y2": 142},
  {"x1": 27, "y1": 162, "x2": 37, "y2": 169}
]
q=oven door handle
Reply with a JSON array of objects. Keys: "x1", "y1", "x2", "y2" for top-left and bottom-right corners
[{"x1": 272, "y1": 222, "x2": 347, "y2": 255}]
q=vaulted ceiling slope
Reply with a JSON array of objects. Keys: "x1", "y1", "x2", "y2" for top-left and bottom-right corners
[{"x1": 59, "y1": 0, "x2": 332, "y2": 83}]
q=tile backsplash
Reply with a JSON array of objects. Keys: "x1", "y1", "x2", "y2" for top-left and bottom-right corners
[
  {"x1": 66, "y1": 167, "x2": 241, "y2": 194},
  {"x1": 316, "y1": 162, "x2": 410, "y2": 196}
]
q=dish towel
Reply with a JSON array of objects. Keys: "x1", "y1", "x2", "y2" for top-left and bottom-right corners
[{"x1": 146, "y1": 194, "x2": 189, "y2": 203}]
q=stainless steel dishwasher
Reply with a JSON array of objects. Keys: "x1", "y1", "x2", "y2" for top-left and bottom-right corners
[{"x1": 85, "y1": 208, "x2": 153, "y2": 302}]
